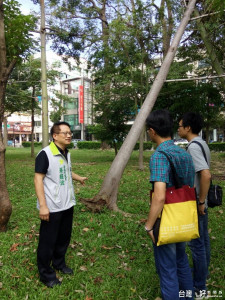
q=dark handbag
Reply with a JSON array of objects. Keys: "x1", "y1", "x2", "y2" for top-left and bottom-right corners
[
  {"x1": 188, "y1": 141, "x2": 223, "y2": 208},
  {"x1": 207, "y1": 184, "x2": 223, "y2": 208},
  {"x1": 153, "y1": 218, "x2": 161, "y2": 245}
]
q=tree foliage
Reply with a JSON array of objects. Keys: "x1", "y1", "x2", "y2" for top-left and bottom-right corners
[
  {"x1": 50, "y1": 92, "x2": 73, "y2": 123},
  {"x1": 0, "y1": 0, "x2": 38, "y2": 120},
  {"x1": 5, "y1": 57, "x2": 41, "y2": 116},
  {"x1": 156, "y1": 60, "x2": 224, "y2": 133},
  {"x1": 23, "y1": 1, "x2": 224, "y2": 211},
  {"x1": 178, "y1": 1, "x2": 225, "y2": 86},
  {"x1": 44, "y1": 0, "x2": 225, "y2": 146},
  {"x1": 4, "y1": 0, "x2": 38, "y2": 62},
  {"x1": 29, "y1": 1, "x2": 225, "y2": 139},
  {"x1": 0, "y1": 0, "x2": 38, "y2": 231},
  {"x1": 6, "y1": 56, "x2": 72, "y2": 122},
  {"x1": 44, "y1": 0, "x2": 167, "y2": 144}
]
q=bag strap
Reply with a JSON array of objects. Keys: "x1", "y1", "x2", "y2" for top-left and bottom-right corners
[
  {"x1": 158, "y1": 150, "x2": 183, "y2": 189},
  {"x1": 186, "y1": 140, "x2": 209, "y2": 166}
]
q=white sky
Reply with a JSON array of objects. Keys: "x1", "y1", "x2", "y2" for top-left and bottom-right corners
[
  {"x1": 17, "y1": 0, "x2": 161, "y2": 16},
  {"x1": 17, "y1": 0, "x2": 39, "y2": 15}
]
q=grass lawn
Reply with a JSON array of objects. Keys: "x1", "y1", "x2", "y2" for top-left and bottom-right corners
[{"x1": 0, "y1": 147, "x2": 225, "y2": 300}]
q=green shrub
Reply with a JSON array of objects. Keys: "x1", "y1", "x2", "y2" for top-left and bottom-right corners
[
  {"x1": 77, "y1": 141, "x2": 102, "y2": 149},
  {"x1": 67, "y1": 142, "x2": 74, "y2": 149},
  {"x1": 115, "y1": 141, "x2": 153, "y2": 150},
  {"x1": 208, "y1": 142, "x2": 225, "y2": 152},
  {"x1": 22, "y1": 142, "x2": 31, "y2": 147},
  {"x1": 77, "y1": 141, "x2": 153, "y2": 150},
  {"x1": 22, "y1": 142, "x2": 42, "y2": 148},
  {"x1": 34, "y1": 142, "x2": 42, "y2": 147},
  {"x1": 135, "y1": 141, "x2": 153, "y2": 150}
]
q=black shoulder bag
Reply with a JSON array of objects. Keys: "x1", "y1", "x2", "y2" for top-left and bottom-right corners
[{"x1": 188, "y1": 141, "x2": 223, "y2": 208}]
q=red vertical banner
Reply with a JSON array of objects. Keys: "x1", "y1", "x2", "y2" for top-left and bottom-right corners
[{"x1": 79, "y1": 85, "x2": 84, "y2": 124}]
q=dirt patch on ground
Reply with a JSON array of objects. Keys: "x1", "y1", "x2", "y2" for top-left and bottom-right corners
[
  {"x1": 210, "y1": 157, "x2": 225, "y2": 180},
  {"x1": 74, "y1": 162, "x2": 97, "y2": 166},
  {"x1": 211, "y1": 175, "x2": 225, "y2": 181}
]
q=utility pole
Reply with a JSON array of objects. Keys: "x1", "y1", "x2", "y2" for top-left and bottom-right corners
[{"x1": 40, "y1": 0, "x2": 49, "y2": 147}]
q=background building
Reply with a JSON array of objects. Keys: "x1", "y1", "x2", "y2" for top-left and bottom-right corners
[
  {"x1": 6, "y1": 113, "x2": 32, "y2": 146},
  {"x1": 3, "y1": 55, "x2": 93, "y2": 146},
  {"x1": 61, "y1": 76, "x2": 93, "y2": 140},
  {"x1": 5, "y1": 112, "x2": 51, "y2": 146}
]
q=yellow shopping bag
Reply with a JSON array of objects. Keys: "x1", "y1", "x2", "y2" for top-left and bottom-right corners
[{"x1": 157, "y1": 185, "x2": 199, "y2": 246}]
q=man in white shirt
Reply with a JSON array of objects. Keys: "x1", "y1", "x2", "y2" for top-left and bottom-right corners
[{"x1": 178, "y1": 112, "x2": 211, "y2": 298}]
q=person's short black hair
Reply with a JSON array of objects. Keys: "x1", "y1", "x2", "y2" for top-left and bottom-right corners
[
  {"x1": 146, "y1": 109, "x2": 173, "y2": 138},
  {"x1": 181, "y1": 112, "x2": 203, "y2": 134},
  {"x1": 50, "y1": 121, "x2": 71, "y2": 137}
]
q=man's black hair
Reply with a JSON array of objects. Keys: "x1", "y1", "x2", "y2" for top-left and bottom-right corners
[
  {"x1": 50, "y1": 121, "x2": 71, "y2": 137},
  {"x1": 146, "y1": 109, "x2": 173, "y2": 138},
  {"x1": 181, "y1": 112, "x2": 203, "y2": 134}
]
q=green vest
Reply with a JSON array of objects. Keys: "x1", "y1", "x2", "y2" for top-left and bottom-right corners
[{"x1": 37, "y1": 142, "x2": 76, "y2": 212}]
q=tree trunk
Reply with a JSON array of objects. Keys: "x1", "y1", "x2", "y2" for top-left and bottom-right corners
[
  {"x1": 0, "y1": 138, "x2": 12, "y2": 232},
  {"x1": 0, "y1": 1, "x2": 12, "y2": 231},
  {"x1": 160, "y1": 0, "x2": 174, "y2": 58},
  {"x1": 0, "y1": 86, "x2": 12, "y2": 232},
  {"x1": 138, "y1": 126, "x2": 145, "y2": 171},
  {"x1": 113, "y1": 141, "x2": 118, "y2": 156},
  {"x1": 3, "y1": 117, "x2": 8, "y2": 147},
  {"x1": 40, "y1": 0, "x2": 49, "y2": 148},
  {"x1": 79, "y1": 0, "x2": 197, "y2": 212},
  {"x1": 205, "y1": 124, "x2": 210, "y2": 144},
  {"x1": 31, "y1": 87, "x2": 35, "y2": 157},
  {"x1": 194, "y1": 8, "x2": 225, "y2": 91}
]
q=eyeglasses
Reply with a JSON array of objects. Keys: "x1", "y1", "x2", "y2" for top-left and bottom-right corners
[
  {"x1": 58, "y1": 131, "x2": 73, "y2": 137},
  {"x1": 178, "y1": 125, "x2": 183, "y2": 128}
]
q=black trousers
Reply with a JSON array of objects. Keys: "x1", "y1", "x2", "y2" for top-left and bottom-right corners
[{"x1": 37, "y1": 206, "x2": 74, "y2": 281}]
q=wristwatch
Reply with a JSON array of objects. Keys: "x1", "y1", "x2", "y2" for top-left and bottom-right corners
[
  {"x1": 198, "y1": 201, "x2": 205, "y2": 205},
  {"x1": 145, "y1": 226, "x2": 153, "y2": 232}
]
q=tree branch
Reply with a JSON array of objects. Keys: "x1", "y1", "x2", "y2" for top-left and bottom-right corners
[
  {"x1": 190, "y1": 10, "x2": 225, "y2": 21},
  {"x1": 7, "y1": 80, "x2": 41, "y2": 84},
  {"x1": 5, "y1": 59, "x2": 17, "y2": 81},
  {"x1": 165, "y1": 74, "x2": 225, "y2": 82}
]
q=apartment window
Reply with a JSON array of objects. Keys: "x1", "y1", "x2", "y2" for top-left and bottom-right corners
[
  {"x1": 34, "y1": 121, "x2": 41, "y2": 127},
  {"x1": 64, "y1": 97, "x2": 78, "y2": 109},
  {"x1": 64, "y1": 114, "x2": 79, "y2": 127}
]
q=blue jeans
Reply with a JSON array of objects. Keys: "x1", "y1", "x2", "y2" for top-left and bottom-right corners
[
  {"x1": 188, "y1": 209, "x2": 210, "y2": 292},
  {"x1": 153, "y1": 242, "x2": 194, "y2": 300}
]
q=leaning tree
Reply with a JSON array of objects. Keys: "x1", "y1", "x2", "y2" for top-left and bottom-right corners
[
  {"x1": 79, "y1": 0, "x2": 197, "y2": 212},
  {"x1": 43, "y1": 0, "x2": 197, "y2": 212}
]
